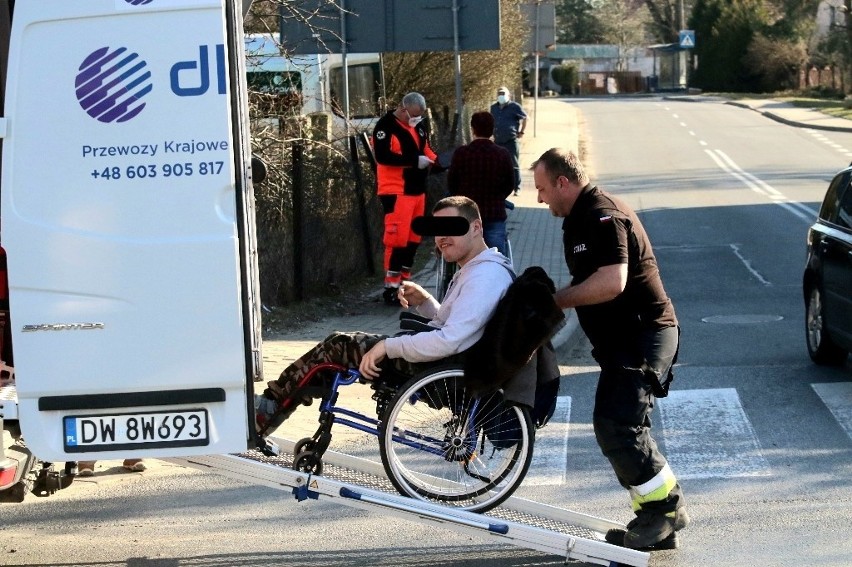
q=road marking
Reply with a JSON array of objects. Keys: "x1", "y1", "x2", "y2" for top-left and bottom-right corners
[
  {"x1": 805, "y1": 128, "x2": 852, "y2": 156},
  {"x1": 704, "y1": 149, "x2": 816, "y2": 224},
  {"x1": 525, "y1": 396, "x2": 571, "y2": 485},
  {"x1": 659, "y1": 388, "x2": 771, "y2": 479},
  {"x1": 811, "y1": 382, "x2": 852, "y2": 441},
  {"x1": 729, "y1": 243, "x2": 772, "y2": 285}
]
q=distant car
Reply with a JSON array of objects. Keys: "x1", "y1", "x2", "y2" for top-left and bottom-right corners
[{"x1": 803, "y1": 166, "x2": 852, "y2": 365}]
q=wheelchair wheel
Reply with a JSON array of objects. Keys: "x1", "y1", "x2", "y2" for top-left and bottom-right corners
[{"x1": 378, "y1": 366, "x2": 534, "y2": 513}]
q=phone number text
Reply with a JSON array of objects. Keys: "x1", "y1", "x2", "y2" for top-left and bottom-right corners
[{"x1": 90, "y1": 161, "x2": 225, "y2": 180}]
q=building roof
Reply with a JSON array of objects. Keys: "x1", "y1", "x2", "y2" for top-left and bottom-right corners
[{"x1": 546, "y1": 45, "x2": 620, "y2": 60}]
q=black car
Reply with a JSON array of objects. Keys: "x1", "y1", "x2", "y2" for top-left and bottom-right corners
[{"x1": 803, "y1": 166, "x2": 852, "y2": 365}]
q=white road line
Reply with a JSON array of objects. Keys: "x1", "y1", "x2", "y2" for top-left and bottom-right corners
[
  {"x1": 811, "y1": 382, "x2": 852, "y2": 441},
  {"x1": 805, "y1": 129, "x2": 851, "y2": 154},
  {"x1": 525, "y1": 396, "x2": 571, "y2": 486},
  {"x1": 730, "y1": 243, "x2": 771, "y2": 285},
  {"x1": 659, "y1": 388, "x2": 771, "y2": 479},
  {"x1": 704, "y1": 149, "x2": 816, "y2": 224}
]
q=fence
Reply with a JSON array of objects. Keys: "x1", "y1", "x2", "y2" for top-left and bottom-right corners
[
  {"x1": 252, "y1": 114, "x2": 384, "y2": 305},
  {"x1": 799, "y1": 65, "x2": 846, "y2": 93},
  {"x1": 252, "y1": 110, "x2": 451, "y2": 306},
  {"x1": 577, "y1": 71, "x2": 645, "y2": 95}
]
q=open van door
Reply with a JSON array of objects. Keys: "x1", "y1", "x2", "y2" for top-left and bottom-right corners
[{"x1": 0, "y1": 0, "x2": 261, "y2": 461}]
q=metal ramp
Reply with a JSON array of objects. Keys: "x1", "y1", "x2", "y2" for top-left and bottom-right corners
[{"x1": 167, "y1": 437, "x2": 649, "y2": 567}]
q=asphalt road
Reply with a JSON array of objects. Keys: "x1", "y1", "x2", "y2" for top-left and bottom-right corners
[
  {"x1": 564, "y1": 97, "x2": 852, "y2": 566},
  {"x1": 2, "y1": 97, "x2": 851, "y2": 567}
]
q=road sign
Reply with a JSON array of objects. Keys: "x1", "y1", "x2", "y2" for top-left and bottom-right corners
[
  {"x1": 279, "y1": 0, "x2": 500, "y2": 54},
  {"x1": 679, "y1": 29, "x2": 695, "y2": 49},
  {"x1": 520, "y1": 1, "x2": 556, "y2": 53}
]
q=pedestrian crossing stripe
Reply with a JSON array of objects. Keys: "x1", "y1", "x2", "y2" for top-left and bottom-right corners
[
  {"x1": 811, "y1": 382, "x2": 852, "y2": 441},
  {"x1": 526, "y1": 396, "x2": 571, "y2": 486},
  {"x1": 506, "y1": 385, "x2": 851, "y2": 486},
  {"x1": 658, "y1": 388, "x2": 770, "y2": 479}
]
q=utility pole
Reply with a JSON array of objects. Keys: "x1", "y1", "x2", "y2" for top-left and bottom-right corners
[
  {"x1": 677, "y1": 0, "x2": 686, "y2": 88},
  {"x1": 340, "y1": 0, "x2": 351, "y2": 136},
  {"x1": 533, "y1": 0, "x2": 540, "y2": 137},
  {"x1": 452, "y1": 0, "x2": 464, "y2": 145}
]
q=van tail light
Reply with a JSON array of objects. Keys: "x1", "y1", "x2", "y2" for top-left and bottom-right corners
[{"x1": 0, "y1": 462, "x2": 18, "y2": 487}]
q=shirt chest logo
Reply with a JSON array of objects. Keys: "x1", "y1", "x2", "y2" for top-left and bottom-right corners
[{"x1": 573, "y1": 243, "x2": 587, "y2": 254}]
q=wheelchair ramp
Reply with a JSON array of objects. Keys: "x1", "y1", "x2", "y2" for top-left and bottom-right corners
[{"x1": 167, "y1": 439, "x2": 649, "y2": 567}]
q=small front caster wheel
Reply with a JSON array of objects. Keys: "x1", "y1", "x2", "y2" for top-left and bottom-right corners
[
  {"x1": 293, "y1": 437, "x2": 317, "y2": 456},
  {"x1": 293, "y1": 451, "x2": 323, "y2": 475}
]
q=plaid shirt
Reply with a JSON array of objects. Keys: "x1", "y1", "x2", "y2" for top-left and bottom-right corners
[{"x1": 447, "y1": 139, "x2": 514, "y2": 221}]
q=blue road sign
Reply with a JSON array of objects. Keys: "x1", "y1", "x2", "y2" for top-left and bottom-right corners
[{"x1": 679, "y1": 30, "x2": 695, "y2": 49}]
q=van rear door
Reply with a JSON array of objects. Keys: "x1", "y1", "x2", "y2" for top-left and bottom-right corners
[{"x1": 1, "y1": 0, "x2": 259, "y2": 461}]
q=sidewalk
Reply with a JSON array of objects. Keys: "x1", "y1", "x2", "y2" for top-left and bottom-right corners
[
  {"x1": 259, "y1": 97, "x2": 581, "y2": 444},
  {"x1": 669, "y1": 94, "x2": 852, "y2": 133}
]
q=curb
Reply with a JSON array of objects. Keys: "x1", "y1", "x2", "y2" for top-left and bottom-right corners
[{"x1": 724, "y1": 100, "x2": 852, "y2": 133}]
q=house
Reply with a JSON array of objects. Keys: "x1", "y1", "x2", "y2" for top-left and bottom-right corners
[{"x1": 523, "y1": 43, "x2": 687, "y2": 94}]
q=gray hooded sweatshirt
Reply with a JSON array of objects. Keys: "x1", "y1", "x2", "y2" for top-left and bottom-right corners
[{"x1": 384, "y1": 248, "x2": 514, "y2": 363}]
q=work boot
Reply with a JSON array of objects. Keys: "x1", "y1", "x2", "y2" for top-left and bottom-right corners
[
  {"x1": 605, "y1": 528, "x2": 678, "y2": 551},
  {"x1": 621, "y1": 507, "x2": 690, "y2": 550}
]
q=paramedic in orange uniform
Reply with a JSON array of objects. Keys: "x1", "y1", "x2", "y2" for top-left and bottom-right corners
[{"x1": 371, "y1": 92, "x2": 439, "y2": 305}]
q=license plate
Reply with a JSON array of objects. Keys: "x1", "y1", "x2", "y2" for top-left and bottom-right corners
[{"x1": 63, "y1": 409, "x2": 209, "y2": 452}]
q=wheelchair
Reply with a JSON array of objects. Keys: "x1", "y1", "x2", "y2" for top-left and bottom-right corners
[{"x1": 268, "y1": 355, "x2": 535, "y2": 514}]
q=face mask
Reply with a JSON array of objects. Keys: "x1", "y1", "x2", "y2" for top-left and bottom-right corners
[
  {"x1": 408, "y1": 116, "x2": 423, "y2": 127},
  {"x1": 497, "y1": 94, "x2": 507, "y2": 104}
]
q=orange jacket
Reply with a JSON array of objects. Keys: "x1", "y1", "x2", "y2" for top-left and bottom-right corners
[{"x1": 372, "y1": 111, "x2": 437, "y2": 196}]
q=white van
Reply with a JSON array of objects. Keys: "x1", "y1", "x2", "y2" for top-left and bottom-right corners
[{"x1": 244, "y1": 33, "x2": 385, "y2": 137}]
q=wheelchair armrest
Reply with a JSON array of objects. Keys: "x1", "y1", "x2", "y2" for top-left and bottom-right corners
[
  {"x1": 399, "y1": 312, "x2": 431, "y2": 324},
  {"x1": 398, "y1": 312, "x2": 434, "y2": 333},
  {"x1": 399, "y1": 319, "x2": 435, "y2": 333}
]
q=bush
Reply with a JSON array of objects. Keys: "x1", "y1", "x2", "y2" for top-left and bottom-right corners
[{"x1": 551, "y1": 64, "x2": 579, "y2": 95}]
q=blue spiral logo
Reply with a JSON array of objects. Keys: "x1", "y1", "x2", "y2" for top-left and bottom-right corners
[
  {"x1": 124, "y1": 0, "x2": 154, "y2": 5},
  {"x1": 75, "y1": 47, "x2": 153, "y2": 123}
]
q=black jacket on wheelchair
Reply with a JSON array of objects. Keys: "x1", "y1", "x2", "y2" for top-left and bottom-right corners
[{"x1": 398, "y1": 266, "x2": 564, "y2": 409}]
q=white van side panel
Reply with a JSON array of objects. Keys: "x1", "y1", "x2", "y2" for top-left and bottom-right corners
[{"x1": 1, "y1": 0, "x2": 250, "y2": 460}]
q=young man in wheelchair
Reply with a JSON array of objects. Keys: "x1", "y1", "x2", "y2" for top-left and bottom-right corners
[{"x1": 254, "y1": 195, "x2": 517, "y2": 433}]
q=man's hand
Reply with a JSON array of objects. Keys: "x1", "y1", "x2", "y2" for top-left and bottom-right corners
[
  {"x1": 417, "y1": 155, "x2": 434, "y2": 169},
  {"x1": 359, "y1": 340, "x2": 387, "y2": 380},
  {"x1": 398, "y1": 281, "x2": 430, "y2": 309}
]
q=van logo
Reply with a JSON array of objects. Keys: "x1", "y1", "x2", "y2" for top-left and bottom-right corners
[
  {"x1": 22, "y1": 323, "x2": 105, "y2": 332},
  {"x1": 75, "y1": 47, "x2": 152, "y2": 123}
]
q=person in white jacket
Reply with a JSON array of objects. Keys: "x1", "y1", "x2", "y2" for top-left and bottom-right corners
[{"x1": 255, "y1": 195, "x2": 514, "y2": 433}]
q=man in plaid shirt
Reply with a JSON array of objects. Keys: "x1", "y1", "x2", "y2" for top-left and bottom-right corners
[{"x1": 447, "y1": 111, "x2": 514, "y2": 256}]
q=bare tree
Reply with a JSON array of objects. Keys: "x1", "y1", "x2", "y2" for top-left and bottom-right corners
[
  {"x1": 598, "y1": 0, "x2": 652, "y2": 71},
  {"x1": 381, "y1": 0, "x2": 530, "y2": 149}
]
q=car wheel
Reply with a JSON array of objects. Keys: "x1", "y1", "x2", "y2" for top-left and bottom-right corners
[{"x1": 805, "y1": 285, "x2": 848, "y2": 365}]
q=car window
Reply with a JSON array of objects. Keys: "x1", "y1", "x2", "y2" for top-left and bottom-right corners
[
  {"x1": 820, "y1": 171, "x2": 850, "y2": 223},
  {"x1": 837, "y1": 182, "x2": 852, "y2": 230}
]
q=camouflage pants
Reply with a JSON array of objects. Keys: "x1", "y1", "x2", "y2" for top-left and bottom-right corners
[{"x1": 264, "y1": 331, "x2": 423, "y2": 407}]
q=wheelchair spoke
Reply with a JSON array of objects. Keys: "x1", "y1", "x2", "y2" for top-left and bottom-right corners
[{"x1": 379, "y1": 367, "x2": 535, "y2": 512}]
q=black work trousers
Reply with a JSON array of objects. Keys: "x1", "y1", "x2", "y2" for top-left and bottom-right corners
[{"x1": 592, "y1": 325, "x2": 684, "y2": 513}]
